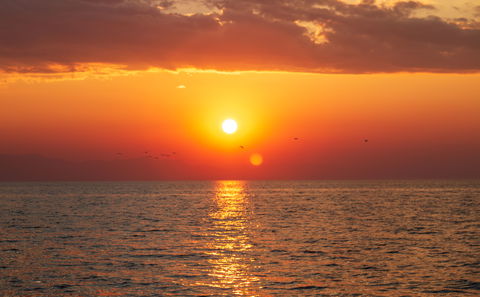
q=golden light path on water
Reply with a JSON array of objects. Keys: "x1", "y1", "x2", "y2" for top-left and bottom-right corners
[{"x1": 205, "y1": 181, "x2": 259, "y2": 296}]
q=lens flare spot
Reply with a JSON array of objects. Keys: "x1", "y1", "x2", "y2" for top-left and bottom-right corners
[{"x1": 250, "y1": 153, "x2": 263, "y2": 166}]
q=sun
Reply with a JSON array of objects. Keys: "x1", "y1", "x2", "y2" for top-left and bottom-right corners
[{"x1": 222, "y1": 119, "x2": 238, "y2": 134}]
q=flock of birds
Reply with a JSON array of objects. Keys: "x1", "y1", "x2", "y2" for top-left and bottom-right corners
[
  {"x1": 236, "y1": 137, "x2": 369, "y2": 150},
  {"x1": 115, "y1": 151, "x2": 177, "y2": 159},
  {"x1": 114, "y1": 137, "x2": 369, "y2": 159}
]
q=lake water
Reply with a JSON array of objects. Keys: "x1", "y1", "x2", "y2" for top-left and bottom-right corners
[{"x1": 0, "y1": 180, "x2": 479, "y2": 296}]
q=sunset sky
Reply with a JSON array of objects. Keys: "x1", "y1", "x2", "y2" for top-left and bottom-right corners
[{"x1": 1, "y1": 0, "x2": 479, "y2": 180}]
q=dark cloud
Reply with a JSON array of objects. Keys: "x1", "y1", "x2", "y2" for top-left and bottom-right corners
[{"x1": 0, "y1": 0, "x2": 479, "y2": 74}]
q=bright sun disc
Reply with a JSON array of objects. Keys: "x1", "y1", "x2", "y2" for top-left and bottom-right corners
[{"x1": 222, "y1": 119, "x2": 237, "y2": 134}]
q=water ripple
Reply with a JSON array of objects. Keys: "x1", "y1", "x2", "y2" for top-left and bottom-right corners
[{"x1": 0, "y1": 180, "x2": 478, "y2": 296}]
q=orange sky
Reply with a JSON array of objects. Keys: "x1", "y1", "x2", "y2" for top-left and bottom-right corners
[
  {"x1": 1, "y1": 0, "x2": 479, "y2": 179},
  {"x1": 1, "y1": 71, "x2": 479, "y2": 179}
]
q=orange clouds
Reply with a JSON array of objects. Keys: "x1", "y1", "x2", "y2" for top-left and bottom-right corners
[{"x1": 0, "y1": 0, "x2": 479, "y2": 76}]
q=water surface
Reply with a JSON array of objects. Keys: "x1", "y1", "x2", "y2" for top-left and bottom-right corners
[{"x1": 0, "y1": 180, "x2": 479, "y2": 296}]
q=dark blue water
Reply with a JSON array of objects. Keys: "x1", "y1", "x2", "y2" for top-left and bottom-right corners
[{"x1": 0, "y1": 180, "x2": 479, "y2": 296}]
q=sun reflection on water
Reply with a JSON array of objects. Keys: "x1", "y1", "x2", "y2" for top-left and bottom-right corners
[{"x1": 206, "y1": 180, "x2": 259, "y2": 296}]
